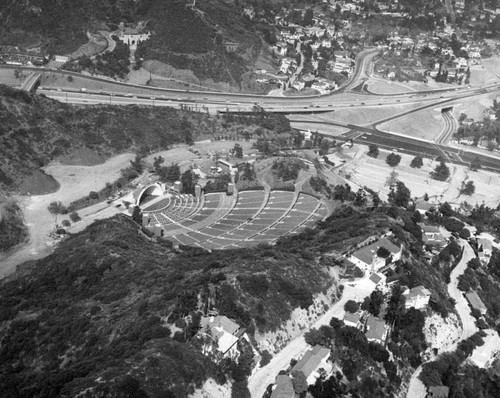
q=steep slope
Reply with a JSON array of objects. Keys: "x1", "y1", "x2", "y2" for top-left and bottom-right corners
[
  {"x1": 0, "y1": 0, "x2": 275, "y2": 87},
  {"x1": 0, "y1": 84, "x2": 291, "y2": 193},
  {"x1": 0, "y1": 214, "x2": 332, "y2": 397}
]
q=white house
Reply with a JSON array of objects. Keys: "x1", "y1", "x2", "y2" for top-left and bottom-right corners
[
  {"x1": 478, "y1": 238, "x2": 493, "y2": 264},
  {"x1": 349, "y1": 237, "x2": 402, "y2": 274},
  {"x1": 403, "y1": 285, "x2": 431, "y2": 309},
  {"x1": 343, "y1": 312, "x2": 363, "y2": 329},
  {"x1": 54, "y1": 55, "x2": 70, "y2": 63},
  {"x1": 311, "y1": 80, "x2": 331, "y2": 95},
  {"x1": 198, "y1": 315, "x2": 246, "y2": 358},
  {"x1": 292, "y1": 345, "x2": 331, "y2": 385}
]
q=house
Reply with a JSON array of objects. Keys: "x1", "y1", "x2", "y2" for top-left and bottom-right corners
[
  {"x1": 343, "y1": 311, "x2": 363, "y2": 329},
  {"x1": 365, "y1": 316, "x2": 389, "y2": 345},
  {"x1": 349, "y1": 237, "x2": 402, "y2": 274},
  {"x1": 420, "y1": 224, "x2": 447, "y2": 249},
  {"x1": 311, "y1": 80, "x2": 331, "y2": 95},
  {"x1": 403, "y1": 285, "x2": 431, "y2": 309},
  {"x1": 224, "y1": 41, "x2": 239, "y2": 53},
  {"x1": 415, "y1": 201, "x2": 435, "y2": 215},
  {"x1": 54, "y1": 55, "x2": 70, "y2": 63},
  {"x1": 292, "y1": 345, "x2": 331, "y2": 385},
  {"x1": 478, "y1": 238, "x2": 493, "y2": 263},
  {"x1": 368, "y1": 272, "x2": 386, "y2": 287},
  {"x1": 198, "y1": 315, "x2": 245, "y2": 358},
  {"x1": 270, "y1": 374, "x2": 294, "y2": 398},
  {"x1": 427, "y1": 385, "x2": 450, "y2": 398},
  {"x1": 465, "y1": 291, "x2": 487, "y2": 315}
]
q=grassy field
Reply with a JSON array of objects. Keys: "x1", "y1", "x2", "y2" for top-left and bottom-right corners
[
  {"x1": 451, "y1": 92, "x2": 497, "y2": 121},
  {"x1": 0, "y1": 68, "x2": 25, "y2": 87},
  {"x1": 469, "y1": 56, "x2": 500, "y2": 86},
  {"x1": 366, "y1": 80, "x2": 415, "y2": 94},
  {"x1": 342, "y1": 147, "x2": 500, "y2": 208},
  {"x1": 377, "y1": 107, "x2": 444, "y2": 141}
]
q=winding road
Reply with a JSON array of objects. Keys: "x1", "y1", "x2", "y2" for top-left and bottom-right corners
[{"x1": 406, "y1": 240, "x2": 477, "y2": 398}]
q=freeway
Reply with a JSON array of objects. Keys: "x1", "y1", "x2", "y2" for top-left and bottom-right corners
[{"x1": 287, "y1": 117, "x2": 500, "y2": 172}]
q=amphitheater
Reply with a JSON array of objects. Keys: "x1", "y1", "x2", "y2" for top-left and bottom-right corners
[{"x1": 140, "y1": 186, "x2": 328, "y2": 250}]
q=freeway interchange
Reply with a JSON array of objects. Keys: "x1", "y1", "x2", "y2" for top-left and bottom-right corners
[{"x1": 5, "y1": 48, "x2": 500, "y2": 172}]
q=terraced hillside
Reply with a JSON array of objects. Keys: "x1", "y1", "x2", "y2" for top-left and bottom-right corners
[{"x1": 142, "y1": 189, "x2": 328, "y2": 250}]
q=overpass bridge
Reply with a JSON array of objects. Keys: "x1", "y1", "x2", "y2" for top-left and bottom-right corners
[{"x1": 20, "y1": 72, "x2": 41, "y2": 92}]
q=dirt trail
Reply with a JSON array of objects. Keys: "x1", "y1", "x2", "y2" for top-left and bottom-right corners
[{"x1": 0, "y1": 154, "x2": 134, "y2": 278}]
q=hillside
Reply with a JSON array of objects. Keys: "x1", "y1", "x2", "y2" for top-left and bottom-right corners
[
  {"x1": 0, "y1": 197, "x2": 463, "y2": 397},
  {"x1": 0, "y1": 214, "x2": 332, "y2": 398},
  {"x1": 0, "y1": 84, "x2": 291, "y2": 193},
  {"x1": 0, "y1": 0, "x2": 277, "y2": 88}
]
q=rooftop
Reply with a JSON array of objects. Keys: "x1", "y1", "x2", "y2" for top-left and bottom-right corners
[
  {"x1": 405, "y1": 285, "x2": 431, "y2": 300},
  {"x1": 352, "y1": 237, "x2": 400, "y2": 265},
  {"x1": 365, "y1": 316, "x2": 387, "y2": 342},
  {"x1": 369, "y1": 273, "x2": 384, "y2": 284},
  {"x1": 292, "y1": 345, "x2": 330, "y2": 379},
  {"x1": 343, "y1": 312, "x2": 361, "y2": 325},
  {"x1": 465, "y1": 291, "x2": 487, "y2": 313}
]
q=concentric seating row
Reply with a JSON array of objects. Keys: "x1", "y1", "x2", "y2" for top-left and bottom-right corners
[{"x1": 143, "y1": 189, "x2": 328, "y2": 250}]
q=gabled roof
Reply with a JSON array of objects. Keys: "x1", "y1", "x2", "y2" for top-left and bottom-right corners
[
  {"x1": 405, "y1": 285, "x2": 431, "y2": 299},
  {"x1": 200, "y1": 315, "x2": 240, "y2": 336},
  {"x1": 352, "y1": 237, "x2": 401, "y2": 265},
  {"x1": 420, "y1": 224, "x2": 441, "y2": 233},
  {"x1": 343, "y1": 312, "x2": 361, "y2": 325},
  {"x1": 465, "y1": 291, "x2": 487, "y2": 313},
  {"x1": 416, "y1": 201, "x2": 435, "y2": 211},
  {"x1": 292, "y1": 345, "x2": 330, "y2": 379}
]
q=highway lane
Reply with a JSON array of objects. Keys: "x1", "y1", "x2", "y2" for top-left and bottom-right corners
[{"x1": 287, "y1": 118, "x2": 500, "y2": 172}]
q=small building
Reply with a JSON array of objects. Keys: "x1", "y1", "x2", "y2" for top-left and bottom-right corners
[
  {"x1": 292, "y1": 345, "x2": 331, "y2": 385},
  {"x1": 427, "y1": 385, "x2": 450, "y2": 398},
  {"x1": 349, "y1": 237, "x2": 402, "y2": 274},
  {"x1": 54, "y1": 55, "x2": 70, "y2": 63},
  {"x1": 270, "y1": 374, "x2": 294, "y2": 398},
  {"x1": 420, "y1": 224, "x2": 447, "y2": 249},
  {"x1": 365, "y1": 316, "x2": 389, "y2": 345},
  {"x1": 478, "y1": 238, "x2": 493, "y2": 264},
  {"x1": 403, "y1": 285, "x2": 432, "y2": 310},
  {"x1": 198, "y1": 315, "x2": 245, "y2": 358},
  {"x1": 368, "y1": 272, "x2": 386, "y2": 287},
  {"x1": 465, "y1": 291, "x2": 487, "y2": 315},
  {"x1": 415, "y1": 201, "x2": 435, "y2": 215},
  {"x1": 343, "y1": 312, "x2": 362, "y2": 329}
]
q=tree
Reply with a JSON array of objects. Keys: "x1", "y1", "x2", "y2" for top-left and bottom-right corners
[
  {"x1": 47, "y1": 201, "x2": 67, "y2": 214},
  {"x1": 410, "y1": 155, "x2": 423, "y2": 168},
  {"x1": 61, "y1": 220, "x2": 71, "y2": 227},
  {"x1": 367, "y1": 144, "x2": 379, "y2": 158},
  {"x1": 303, "y1": 8, "x2": 314, "y2": 27},
  {"x1": 88, "y1": 191, "x2": 99, "y2": 200},
  {"x1": 291, "y1": 370, "x2": 308, "y2": 394},
  {"x1": 388, "y1": 181, "x2": 411, "y2": 208},
  {"x1": 69, "y1": 211, "x2": 81, "y2": 223},
  {"x1": 181, "y1": 170, "x2": 197, "y2": 195},
  {"x1": 460, "y1": 180, "x2": 475, "y2": 196},
  {"x1": 233, "y1": 144, "x2": 243, "y2": 159},
  {"x1": 344, "y1": 300, "x2": 359, "y2": 313},
  {"x1": 469, "y1": 156, "x2": 481, "y2": 171},
  {"x1": 386, "y1": 152, "x2": 402, "y2": 167},
  {"x1": 259, "y1": 350, "x2": 272, "y2": 367},
  {"x1": 131, "y1": 206, "x2": 142, "y2": 224},
  {"x1": 430, "y1": 161, "x2": 450, "y2": 181}
]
